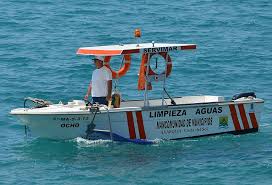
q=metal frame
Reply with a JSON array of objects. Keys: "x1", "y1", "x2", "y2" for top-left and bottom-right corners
[
  {"x1": 143, "y1": 52, "x2": 168, "y2": 107},
  {"x1": 144, "y1": 53, "x2": 151, "y2": 106}
]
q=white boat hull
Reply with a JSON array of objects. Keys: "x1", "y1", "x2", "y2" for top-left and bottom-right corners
[{"x1": 11, "y1": 96, "x2": 264, "y2": 143}]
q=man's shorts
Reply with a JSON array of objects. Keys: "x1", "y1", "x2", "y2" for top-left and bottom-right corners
[{"x1": 92, "y1": 97, "x2": 108, "y2": 105}]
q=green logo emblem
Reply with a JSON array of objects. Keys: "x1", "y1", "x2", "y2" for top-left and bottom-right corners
[{"x1": 219, "y1": 116, "x2": 228, "y2": 128}]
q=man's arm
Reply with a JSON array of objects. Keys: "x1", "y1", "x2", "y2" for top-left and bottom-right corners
[
  {"x1": 106, "y1": 80, "x2": 112, "y2": 101},
  {"x1": 84, "y1": 82, "x2": 92, "y2": 100}
]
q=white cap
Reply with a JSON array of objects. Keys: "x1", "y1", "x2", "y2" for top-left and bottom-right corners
[{"x1": 92, "y1": 56, "x2": 104, "y2": 62}]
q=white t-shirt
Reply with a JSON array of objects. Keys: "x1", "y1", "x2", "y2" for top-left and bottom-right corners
[{"x1": 91, "y1": 66, "x2": 112, "y2": 97}]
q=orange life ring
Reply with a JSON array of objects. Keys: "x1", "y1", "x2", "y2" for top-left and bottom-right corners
[
  {"x1": 138, "y1": 52, "x2": 172, "y2": 90},
  {"x1": 142, "y1": 52, "x2": 172, "y2": 76},
  {"x1": 104, "y1": 55, "x2": 131, "y2": 79}
]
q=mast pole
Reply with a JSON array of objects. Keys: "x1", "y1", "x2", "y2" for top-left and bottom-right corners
[
  {"x1": 144, "y1": 53, "x2": 150, "y2": 106},
  {"x1": 162, "y1": 52, "x2": 168, "y2": 105}
]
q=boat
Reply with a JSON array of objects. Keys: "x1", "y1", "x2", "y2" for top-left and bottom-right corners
[{"x1": 10, "y1": 31, "x2": 264, "y2": 143}]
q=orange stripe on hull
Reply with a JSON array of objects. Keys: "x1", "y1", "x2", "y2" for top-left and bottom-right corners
[
  {"x1": 238, "y1": 104, "x2": 250, "y2": 129},
  {"x1": 136, "y1": 111, "x2": 146, "y2": 139},
  {"x1": 249, "y1": 113, "x2": 259, "y2": 129},
  {"x1": 126, "y1": 112, "x2": 136, "y2": 139},
  {"x1": 229, "y1": 104, "x2": 241, "y2": 131}
]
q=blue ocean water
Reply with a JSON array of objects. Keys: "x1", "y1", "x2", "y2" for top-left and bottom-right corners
[{"x1": 1, "y1": 0, "x2": 272, "y2": 184}]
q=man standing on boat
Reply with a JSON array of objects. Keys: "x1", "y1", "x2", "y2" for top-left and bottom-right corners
[{"x1": 84, "y1": 56, "x2": 112, "y2": 105}]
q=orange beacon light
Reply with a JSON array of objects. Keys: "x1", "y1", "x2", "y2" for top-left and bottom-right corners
[{"x1": 134, "y1": 29, "x2": 141, "y2": 38}]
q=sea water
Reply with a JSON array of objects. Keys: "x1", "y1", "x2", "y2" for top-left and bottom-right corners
[{"x1": 1, "y1": 0, "x2": 272, "y2": 184}]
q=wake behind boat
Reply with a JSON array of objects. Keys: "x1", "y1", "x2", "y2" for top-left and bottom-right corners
[{"x1": 10, "y1": 30, "x2": 264, "y2": 143}]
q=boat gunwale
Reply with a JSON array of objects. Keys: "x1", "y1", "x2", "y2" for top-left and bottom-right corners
[{"x1": 10, "y1": 99, "x2": 264, "y2": 115}]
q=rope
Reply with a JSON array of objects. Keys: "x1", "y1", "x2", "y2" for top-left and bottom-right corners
[
  {"x1": 24, "y1": 97, "x2": 52, "y2": 108},
  {"x1": 163, "y1": 88, "x2": 176, "y2": 105},
  {"x1": 85, "y1": 105, "x2": 99, "y2": 139},
  {"x1": 85, "y1": 105, "x2": 113, "y2": 142}
]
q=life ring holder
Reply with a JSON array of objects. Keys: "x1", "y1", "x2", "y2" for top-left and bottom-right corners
[
  {"x1": 142, "y1": 52, "x2": 172, "y2": 77},
  {"x1": 104, "y1": 54, "x2": 131, "y2": 79}
]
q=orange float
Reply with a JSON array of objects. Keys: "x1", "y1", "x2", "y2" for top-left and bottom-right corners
[{"x1": 104, "y1": 54, "x2": 131, "y2": 79}]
